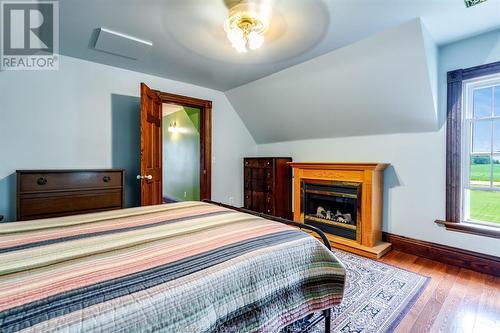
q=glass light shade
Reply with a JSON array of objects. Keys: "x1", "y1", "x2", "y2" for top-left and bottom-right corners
[
  {"x1": 248, "y1": 31, "x2": 264, "y2": 50},
  {"x1": 227, "y1": 27, "x2": 247, "y2": 52},
  {"x1": 227, "y1": 27, "x2": 243, "y2": 44}
]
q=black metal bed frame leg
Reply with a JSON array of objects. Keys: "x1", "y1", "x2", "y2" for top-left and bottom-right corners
[{"x1": 323, "y1": 308, "x2": 331, "y2": 333}]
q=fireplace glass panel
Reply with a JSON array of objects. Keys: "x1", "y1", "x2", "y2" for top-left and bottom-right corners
[{"x1": 301, "y1": 181, "x2": 360, "y2": 241}]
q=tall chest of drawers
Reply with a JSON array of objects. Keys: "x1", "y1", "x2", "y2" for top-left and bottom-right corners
[
  {"x1": 243, "y1": 157, "x2": 292, "y2": 219},
  {"x1": 17, "y1": 169, "x2": 125, "y2": 221}
]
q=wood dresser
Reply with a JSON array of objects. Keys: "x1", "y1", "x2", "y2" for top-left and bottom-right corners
[
  {"x1": 243, "y1": 157, "x2": 292, "y2": 219},
  {"x1": 17, "y1": 169, "x2": 125, "y2": 221}
]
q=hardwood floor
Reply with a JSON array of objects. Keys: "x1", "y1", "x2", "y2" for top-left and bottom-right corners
[{"x1": 379, "y1": 250, "x2": 500, "y2": 333}]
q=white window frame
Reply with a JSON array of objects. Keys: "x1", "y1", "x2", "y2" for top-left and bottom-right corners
[{"x1": 462, "y1": 73, "x2": 500, "y2": 227}]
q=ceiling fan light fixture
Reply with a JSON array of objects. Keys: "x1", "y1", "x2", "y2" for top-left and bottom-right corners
[{"x1": 224, "y1": 1, "x2": 271, "y2": 53}]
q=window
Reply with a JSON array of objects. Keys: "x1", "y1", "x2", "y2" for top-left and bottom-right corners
[
  {"x1": 463, "y1": 78, "x2": 500, "y2": 226},
  {"x1": 436, "y1": 61, "x2": 500, "y2": 238}
]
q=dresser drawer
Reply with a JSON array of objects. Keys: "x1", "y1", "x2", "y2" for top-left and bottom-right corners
[
  {"x1": 243, "y1": 157, "x2": 291, "y2": 219},
  {"x1": 244, "y1": 159, "x2": 273, "y2": 168},
  {"x1": 19, "y1": 189, "x2": 123, "y2": 220},
  {"x1": 262, "y1": 159, "x2": 273, "y2": 168},
  {"x1": 19, "y1": 171, "x2": 123, "y2": 193},
  {"x1": 17, "y1": 169, "x2": 125, "y2": 221}
]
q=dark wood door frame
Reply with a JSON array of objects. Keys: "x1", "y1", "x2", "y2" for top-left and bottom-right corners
[{"x1": 155, "y1": 90, "x2": 212, "y2": 201}]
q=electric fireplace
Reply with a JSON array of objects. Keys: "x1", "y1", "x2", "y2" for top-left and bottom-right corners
[
  {"x1": 289, "y1": 162, "x2": 391, "y2": 258},
  {"x1": 301, "y1": 180, "x2": 361, "y2": 241}
]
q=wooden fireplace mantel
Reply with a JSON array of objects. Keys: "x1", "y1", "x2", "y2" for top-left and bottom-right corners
[
  {"x1": 289, "y1": 162, "x2": 391, "y2": 258},
  {"x1": 288, "y1": 162, "x2": 389, "y2": 171}
]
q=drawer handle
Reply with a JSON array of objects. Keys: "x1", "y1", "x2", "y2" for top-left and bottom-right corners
[
  {"x1": 103, "y1": 176, "x2": 111, "y2": 183},
  {"x1": 36, "y1": 177, "x2": 47, "y2": 185}
]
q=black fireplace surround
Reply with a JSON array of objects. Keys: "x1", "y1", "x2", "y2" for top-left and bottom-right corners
[{"x1": 300, "y1": 180, "x2": 361, "y2": 241}]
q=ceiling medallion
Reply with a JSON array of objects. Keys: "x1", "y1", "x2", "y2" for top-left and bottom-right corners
[{"x1": 224, "y1": 0, "x2": 271, "y2": 53}]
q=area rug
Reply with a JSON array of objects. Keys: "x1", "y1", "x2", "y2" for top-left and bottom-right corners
[{"x1": 290, "y1": 250, "x2": 430, "y2": 333}]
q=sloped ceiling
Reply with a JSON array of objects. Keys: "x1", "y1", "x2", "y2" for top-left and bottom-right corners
[{"x1": 225, "y1": 19, "x2": 438, "y2": 143}]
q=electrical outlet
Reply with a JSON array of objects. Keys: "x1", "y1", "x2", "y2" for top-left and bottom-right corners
[
  {"x1": 228, "y1": 197, "x2": 234, "y2": 205},
  {"x1": 184, "y1": 192, "x2": 187, "y2": 198}
]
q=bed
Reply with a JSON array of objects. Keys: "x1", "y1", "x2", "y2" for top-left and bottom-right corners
[{"x1": 0, "y1": 201, "x2": 345, "y2": 333}]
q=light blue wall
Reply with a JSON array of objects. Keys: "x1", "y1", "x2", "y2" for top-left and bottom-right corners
[
  {"x1": 256, "y1": 28, "x2": 500, "y2": 257},
  {"x1": 111, "y1": 94, "x2": 141, "y2": 208},
  {"x1": 421, "y1": 23, "x2": 438, "y2": 117},
  {"x1": 438, "y1": 28, "x2": 500, "y2": 126},
  {"x1": 0, "y1": 55, "x2": 257, "y2": 222}
]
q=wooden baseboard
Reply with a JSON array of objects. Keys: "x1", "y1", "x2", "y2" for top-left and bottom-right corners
[{"x1": 383, "y1": 232, "x2": 500, "y2": 277}]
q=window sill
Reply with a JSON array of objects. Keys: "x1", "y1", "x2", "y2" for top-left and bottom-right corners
[{"x1": 435, "y1": 220, "x2": 500, "y2": 239}]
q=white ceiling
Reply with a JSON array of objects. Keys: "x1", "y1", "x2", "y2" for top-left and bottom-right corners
[{"x1": 60, "y1": 0, "x2": 500, "y2": 91}]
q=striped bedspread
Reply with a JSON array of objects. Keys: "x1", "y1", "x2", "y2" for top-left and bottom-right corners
[{"x1": 0, "y1": 201, "x2": 345, "y2": 333}]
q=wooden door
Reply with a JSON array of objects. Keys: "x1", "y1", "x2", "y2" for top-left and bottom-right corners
[{"x1": 139, "y1": 83, "x2": 163, "y2": 206}]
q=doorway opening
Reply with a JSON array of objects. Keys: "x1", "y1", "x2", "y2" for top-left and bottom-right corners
[
  {"x1": 162, "y1": 104, "x2": 201, "y2": 203},
  {"x1": 139, "y1": 83, "x2": 212, "y2": 206}
]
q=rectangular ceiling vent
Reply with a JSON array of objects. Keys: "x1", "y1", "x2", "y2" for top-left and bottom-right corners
[
  {"x1": 464, "y1": 0, "x2": 488, "y2": 7},
  {"x1": 94, "y1": 28, "x2": 153, "y2": 60}
]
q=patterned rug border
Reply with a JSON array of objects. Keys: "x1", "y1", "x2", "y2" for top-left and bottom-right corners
[
  {"x1": 282, "y1": 250, "x2": 431, "y2": 333},
  {"x1": 330, "y1": 250, "x2": 431, "y2": 333},
  {"x1": 385, "y1": 274, "x2": 430, "y2": 332},
  {"x1": 360, "y1": 254, "x2": 432, "y2": 332}
]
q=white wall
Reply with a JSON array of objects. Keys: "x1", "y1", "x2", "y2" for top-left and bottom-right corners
[
  {"x1": 0, "y1": 29, "x2": 498, "y2": 257},
  {"x1": 0, "y1": 55, "x2": 256, "y2": 222},
  {"x1": 226, "y1": 19, "x2": 438, "y2": 143},
  {"x1": 257, "y1": 130, "x2": 499, "y2": 257},
  {"x1": 256, "y1": 28, "x2": 500, "y2": 257}
]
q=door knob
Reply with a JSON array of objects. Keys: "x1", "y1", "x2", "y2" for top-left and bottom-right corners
[{"x1": 136, "y1": 175, "x2": 153, "y2": 180}]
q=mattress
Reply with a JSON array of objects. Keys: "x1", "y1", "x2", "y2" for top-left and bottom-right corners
[{"x1": 0, "y1": 201, "x2": 345, "y2": 332}]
